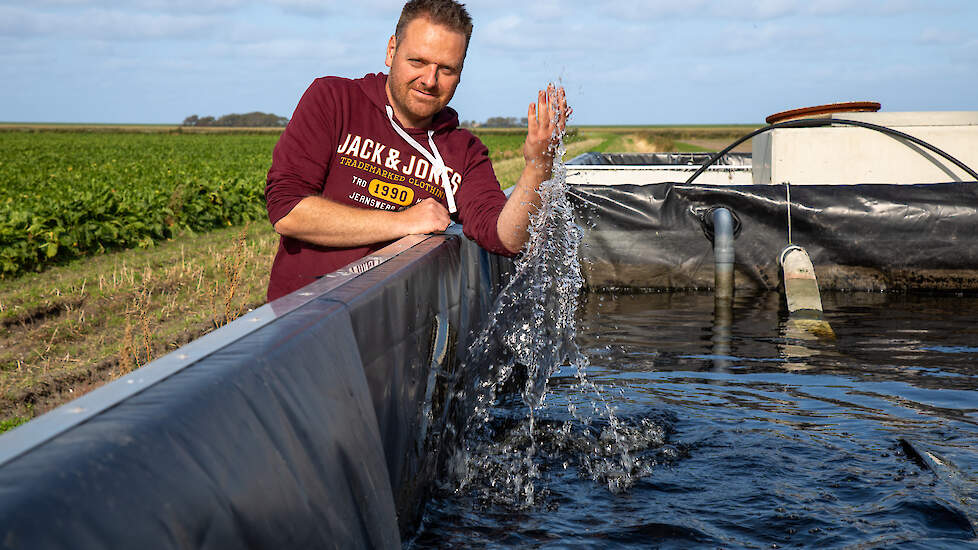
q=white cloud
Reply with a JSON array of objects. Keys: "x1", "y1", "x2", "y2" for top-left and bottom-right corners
[
  {"x1": 5, "y1": 0, "x2": 92, "y2": 5},
  {"x1": 86, "y1": 9, "x2": 220, "y2": 39},
  {"x1": 0, "y1": 5, "x2": 221, "y2": 40},
  {"x1": 914, "y1": 26, "x2": 978, "y2": 67},
  {"x1": 0, "y1": 37, "x2": 58, "y2": 72},
  {"x1": 265, "y1": 0, "x2": 342, "y2": 16},
  {"x1": 916, "y1": 27, "x2": 967, "y2": 46},
  {"x1": 213, "y1": 37, "x2": 349, "y2": 60},
  {"x1": 482, "y1": 14, "x2": 525, "y2": 47},
  {"x1": 478, "y1": 13, "x2": 630, "y2": 53},
  {"x1": 498, "y1": 0, "x2": 940, "y2": 25},
  {"x1": 701, "y1": 21, "x2": 831, "y2": 56},
  {"x1": 266, "y1": 0, "x2": 400, "y2": 17},
  {"x1": 15, "y1": 0, "x2": 249, "y2": 13},
  {"x1": 805, "y1": 0, "x2": 934, "y2": 16},
  {"x1": 746, "y1": 0, "x2": 797, "y2": 19},
  {"x1": 0, "y1": 5, "x2": 49, "y2": 36}
]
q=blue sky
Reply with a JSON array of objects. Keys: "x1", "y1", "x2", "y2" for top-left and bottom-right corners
[{"x1": 1, "y1": 0, "x2": 976, "y2": 125}]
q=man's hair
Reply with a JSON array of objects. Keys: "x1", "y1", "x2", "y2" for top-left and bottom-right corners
[{"x1": 395, "y1": 0, "x2": 473, "y2": 46}]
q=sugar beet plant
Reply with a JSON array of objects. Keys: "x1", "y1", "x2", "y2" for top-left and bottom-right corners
[{"x1": 0, "y1": 131, "x2": 277, "y2": 277}]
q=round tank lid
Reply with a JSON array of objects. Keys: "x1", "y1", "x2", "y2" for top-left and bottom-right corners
[{"x1": 765, "y1": 101, "x2": 881, "y2": 124}]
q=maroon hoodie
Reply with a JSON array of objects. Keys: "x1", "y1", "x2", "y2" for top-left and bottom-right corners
[{"x1": 265, "y1": 73, "x2": 512, "y2": 301}]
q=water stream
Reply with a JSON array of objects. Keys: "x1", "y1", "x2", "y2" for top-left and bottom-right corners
[{"x1": 430, "y1": 88, "x2": 653, "y2": 511}]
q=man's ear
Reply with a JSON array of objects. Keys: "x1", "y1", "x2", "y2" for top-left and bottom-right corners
[{"x1": 385, "y1": 35, "x2": 396, "y2": 68}]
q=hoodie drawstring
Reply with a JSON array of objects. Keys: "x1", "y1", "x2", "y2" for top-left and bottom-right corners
[{"x1": 385, "y1": 105, "x2": 458, "y2": 216}]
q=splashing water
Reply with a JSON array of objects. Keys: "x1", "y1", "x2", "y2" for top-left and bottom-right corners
[{"x1": 447, "y1": 87, "x2": 661, "y2": 507}]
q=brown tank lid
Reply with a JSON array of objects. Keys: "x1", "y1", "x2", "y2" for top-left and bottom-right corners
[{"x1": 765, "y1": 101, "x2": 882, "y2": 124}]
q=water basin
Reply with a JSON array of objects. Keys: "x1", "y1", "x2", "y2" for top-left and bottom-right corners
[{"x1": 411, "y1": 291, "x2": 978, "y2": 548}]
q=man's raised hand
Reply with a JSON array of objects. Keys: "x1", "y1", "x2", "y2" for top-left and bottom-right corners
[{"x1": 522, "y1": 84, "x2": 571, "y2": 179}]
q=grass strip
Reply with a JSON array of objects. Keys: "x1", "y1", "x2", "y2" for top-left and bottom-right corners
[{"x1": 0, "y1": 222, "x2": 278, "y2": 429}]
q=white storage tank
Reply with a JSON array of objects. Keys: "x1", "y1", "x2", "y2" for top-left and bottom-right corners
[{"x1": 752, "y1": 111, "x2": 978, "y2": 185}]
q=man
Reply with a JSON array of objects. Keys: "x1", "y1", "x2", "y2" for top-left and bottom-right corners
[{"x1": 264, "y1": 0, "x2": 568, "y2": 301}]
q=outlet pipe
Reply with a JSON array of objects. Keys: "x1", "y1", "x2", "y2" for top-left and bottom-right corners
[{"x1": 713, "y1": 207, "x2": 735, "y2": 301}]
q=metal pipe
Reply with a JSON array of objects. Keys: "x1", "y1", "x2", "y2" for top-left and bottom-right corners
[{"x1": 713, "y1": 207, "x2": 735, "y2": 300}]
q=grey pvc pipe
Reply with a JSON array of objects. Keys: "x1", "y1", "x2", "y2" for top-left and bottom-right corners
[{"x1": 713, "y1": 207, "x2": 735, "y2": 300}]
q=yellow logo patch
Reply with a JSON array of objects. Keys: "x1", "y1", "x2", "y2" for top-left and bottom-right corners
[{"x1": 368, "y1": 179, "x2": 415, "y2": 206}]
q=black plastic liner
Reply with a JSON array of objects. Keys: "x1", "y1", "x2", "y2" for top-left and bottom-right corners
[
  {"x1": 569, "y1": 181, "x2": 978, "y2": 291},
  {"x1": 0, "y1": 300, "x2": 399, "y2": 549},
  {"x1": 326, "y1": 231, "x2": 510, "y2": 531},
  {"x1": 0, "y1": 227, "x2": 510, "y2": 549}
]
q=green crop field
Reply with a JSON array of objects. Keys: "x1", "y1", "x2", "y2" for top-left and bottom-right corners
[
  {"x1": 0, "y1": 131, "x2": 278, "y2": 276},
  {"x1": 0, "y1": 128, "x2": 595, "y2": 277}
]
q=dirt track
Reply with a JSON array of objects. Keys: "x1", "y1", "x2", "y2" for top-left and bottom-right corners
[{"x1": 684, "y1": 137, "x2": 752, "y2": 153}]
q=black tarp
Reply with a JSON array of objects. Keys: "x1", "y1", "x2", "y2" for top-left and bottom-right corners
[
  {"x1": 0, "y1": 299, "x2": 399, "y2": 549},
  {"x1": 0, "y1": 227, "x2": 511, "y2": 549},
  {"x1": 569, "y1": 180, "x2": 978, "y2": 291},
  {"x1": 327, "y1": 230, "x2": 509, "y2": 531}
]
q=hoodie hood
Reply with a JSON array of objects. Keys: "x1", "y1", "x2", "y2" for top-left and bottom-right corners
[{"x1": 357, "y1": 72, "x2": 460, "y2": 134}]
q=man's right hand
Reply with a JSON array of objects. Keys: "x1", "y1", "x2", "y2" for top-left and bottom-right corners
[
  {"x1": 274, "y1": 195, "x2": 450, "y2": 248},
  {"x1": 398, "y1": 197, "x2": 451, "y2": 235}
]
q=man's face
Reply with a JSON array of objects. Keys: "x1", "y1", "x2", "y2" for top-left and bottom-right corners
[{"x1": 385, "y1": 16, "x2": 467, "y2": 129}]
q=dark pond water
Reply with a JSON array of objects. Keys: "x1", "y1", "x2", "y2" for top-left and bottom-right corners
[{"x1": 410, "y1": 291, "x2": 978, "y2": 549}]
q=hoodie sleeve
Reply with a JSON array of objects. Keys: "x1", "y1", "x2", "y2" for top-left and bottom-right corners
[
  {"x1": 454, "y1": 135, "x2": 515, "y2": 258},
  {"x1": 265, "y1": 79, "x2": 337, "y2": 226}
]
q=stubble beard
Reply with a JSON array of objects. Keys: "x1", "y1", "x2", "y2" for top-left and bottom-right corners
[
  {"x1": 393, "y1": 84, "x2": 440, "y2": 126},
  {"x1": 387, "y1": 62, "x2": 449, "y2": 127}
]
